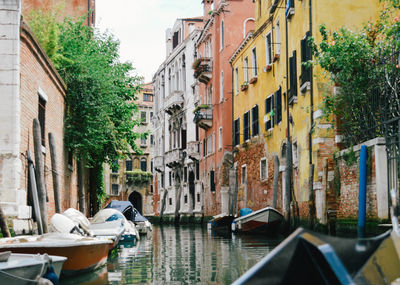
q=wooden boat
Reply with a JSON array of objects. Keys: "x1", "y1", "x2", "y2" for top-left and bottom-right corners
[
  {"x1": 0, "y1": 251, "x2": 66, "y2": 284},
  {"x1": 232, "y1": 227, "x2": 400, "y2": 284},
  {"x1": 207, "y1": 214, "x2": 235, "y2": 232},
  {"x1": 231, "y1": 207, "x2": 283, "y2": 234},
  {"x1": 0, "y1": 233, "x2": 112, "y2": 277}
]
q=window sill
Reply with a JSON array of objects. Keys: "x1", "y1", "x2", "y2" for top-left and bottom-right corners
[{"x1": 300, "y1": 81, "x2": 311, "y2": 93}]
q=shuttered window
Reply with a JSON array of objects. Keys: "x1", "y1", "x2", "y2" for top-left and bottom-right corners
[
  {"x1": 265, "y1": 95, "x2": 274, "y2": 130},
  {"x1": 300, "y1": 31, "x2": 312, "y2": 85},
  {"x1": 243, "y1": 111, "x2": 250, "y2": 141},
  {"x1": 289, "y1": 50, "x2": 298, "y2": 102},
  {"x1": 210, "y1": 170, "x2": 215, "y2": 192},
  {"x1": 234, "y1": 118, "x2": 240, "y2": 146},
  {"x1": 275, "y1": 87, "x2": 282, "y2": 124},
  {"x1": 252, "y1": 105, "x2": 259, "y2": 136}
]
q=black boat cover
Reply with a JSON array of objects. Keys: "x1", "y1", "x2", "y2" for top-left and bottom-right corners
[
  {"x1": 233, "y1": 227, "x2": 398, "y2": 285},
  {"x1": 105, "y1": 200, "x2": 148, "y2": 223}
]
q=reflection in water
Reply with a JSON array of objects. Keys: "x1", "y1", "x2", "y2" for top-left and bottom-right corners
[{"x1": 61, "y1": 225, "x2": 282, "y2": 284}]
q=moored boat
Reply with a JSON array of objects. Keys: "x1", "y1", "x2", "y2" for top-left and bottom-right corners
[
  {"x1": 0, "y1": 251, "x2": 66, "y2": 284},
  {"x1": 231, "y1": 207, "x2": 283, "y2": 234},
  {"x1": 207, "y1": 214, "x2": 235, "y2": 232},
  {"x1": 0, "y1": 233, "x2": 112, "y2": 277}
]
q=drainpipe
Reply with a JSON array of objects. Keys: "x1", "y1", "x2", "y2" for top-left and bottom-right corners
[
  {"x1": 308, "y1": 0, "x2": 316, "y2": 228},
  {"x1": 284, "y1": 0, "x2": 292, "y2": 226},
  {"x1": 87, "y1": 0, "x2": 90, "y2": 26}
]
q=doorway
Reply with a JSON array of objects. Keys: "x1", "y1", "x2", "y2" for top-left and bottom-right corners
[{"x1": 129, "y1": 191, "x2": 143, "y2": 214}]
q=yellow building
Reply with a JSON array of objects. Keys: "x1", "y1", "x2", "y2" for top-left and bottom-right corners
[{"x1": 230, "y1": 0, "x2": 381, "y2": 224}]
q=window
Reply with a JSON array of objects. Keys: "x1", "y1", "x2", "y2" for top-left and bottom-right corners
[
  {"x1": 244, "y1": 57, "x2": 249, "y2": 82},
  {"x1": 252, "y1": 105, "x2": 259, "y2": 137},
  {"x1": 293, "y1": 141, "x2": 298, "y2": 166},
  {"x1": 203, "y1": 139, "x2": 206, "y2": 157},
  {"x1": 275, "y1": 21, "x2": 281, "y2": 55},
  {"x1": 260, "y1": 158, "x2": 267, "y2": 180},
  {"x1": 111, "y1": 160, "x2": 119, "y2": 173},
  {"x1": 234, "y1": 118, "x2": 240, "y2": 146},
  {"x1": 161, "y1": 173, "x2": 165, "y2": 188},
  {"x1": 184, "y1": 166, "x2": 187, "y2": 182},
  {"x1": 151, "y1": 160, "x2": 153, "y2": 173},
  {"x1": 265, "y1": 33, "x2": 272, "y2": 65},
  {"x1": 141, "y1": 137, "x2": 147, "y2": 146},
  {"x1": 150, "y1": 184, "x2": 153, "y2": 193},
  {"x1": 218, "y1": 127, "x2": 222, "y2": 150},
  {"x1": 220, "y1": 70, "x2": 224, "y2": 102},
  {"x1": 143, "y1": 93, "x2": 153, "y2": 102},
  {"x1": 169, "y1": 197, "x2": 172, "y2": 205},
  {"x1": 234, "y1": 68, "x2": 239, "y2": 95},
  {"x1": 206, "y1": 134, "x2": 214, "y2": 155},
  {"x1": 38, "y1": 96, "x2": 46, "y2": 146},
  {"x1": 285, "y1": 0, "x2": 295, "y2": 18},
  {"x1": 265, "y1": 95, "x2": 274, "y2": 130},
  {"x1": 210, "y1": 170, "x2": 215, "y2": 192},
  {"x1": 241, "y1": 165, "x2": 247, "y2": 184},
  {"x1": 289, "y1": 50, "x2": 298, "y2": 103},
  {"x1": 126, "y1": 160, "x2": 133, "y2": 171},
  {"x1": 252, "y1": 47, "x2": 258, "y2": 77},
  {"x1": 169, "y1": 171, "x2": 172, "y2": 186},
  {"x1": 141, "y1": 111, "x2": 147, "y2": 123},
  {"x1": 300, "y1": 31, "x2": 312, "y2": 87},
  {"x1": 67, "y1": 151, "x2": 73, "y2": 169},
  {"x1": 173, "y1": 30, "x2": 180, "y2": 49},
  {"x1": 220, "y1": 20, "x2": 224, "y2": 50},
  {"x1": 195, "y1": 162, "x2": 200, "y2": 180},
  {"x1": 140, "y1": 158, "x2": 147, "y2": 171},
  {"x1": 197, "y1": 193, "x2": 200, "y2": 203},
  {"x1": 111, "y1": 184, "x2": 119, "y2": 196},
  {"x1": 150, "y1": 134, "x2": 154, "y2": 145},
  {"x1": 275, "y1": 87, "x2": 282, "y2": 124},
  {"x1": 184, "y1": 195, "x2": 188, "y2": 204},
  {"x1": 150, "y1": 112, "x2": 154, "y2": 119},
  {"x1": 243, "y1": 111, "x2": 250, "y2": 141}
]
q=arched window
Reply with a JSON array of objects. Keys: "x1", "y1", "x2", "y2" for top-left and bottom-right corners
[{"x1": 140, "y1": 158, "x2": 147, "y2": 172}]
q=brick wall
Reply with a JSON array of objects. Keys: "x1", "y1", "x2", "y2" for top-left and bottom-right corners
[
  {"x1": 19, "y1": 23, "x2": 79, "y2": 219},
  {"x1": 234, "y1": 137, "x2": 283, "y2": 214}
]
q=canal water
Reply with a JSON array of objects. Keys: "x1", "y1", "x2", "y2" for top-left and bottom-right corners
[{"x1": 61, "y1": 224, "x2": 283, "y2": 285}]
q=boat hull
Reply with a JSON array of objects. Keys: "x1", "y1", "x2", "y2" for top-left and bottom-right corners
[
  {"x1": 208, "y1": 215, "x2": 235, "y2": 232},
  {"x1": 232, "y1": 207, "x2": 283, "y2": 234}
]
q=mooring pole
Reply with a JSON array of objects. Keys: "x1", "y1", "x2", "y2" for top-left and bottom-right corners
[
  {"x1": 358, "y1": 145, "x2": 367, "y2": 238},
  {"x1": 48, "y1": 133, "x2": 61, "y2": 213},
  {"x1": 33, "y1": 119, "x2": 48, "y2": 233}
]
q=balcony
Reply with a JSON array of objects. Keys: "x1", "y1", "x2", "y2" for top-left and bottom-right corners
[
  {"x1": 164, "y1": 90, "x2": 184, "y2": 115},
  {"x1": 154, "y1": 155, "x2": 164, "y2": 172},
  {"x1": 187, "y1": 141, "x2": 200, "y2": 161},
  {"x1": 193, "y1": 57, "x2": 212, "y2": 84},
  {"x1": 165, "y1": 148, "x2": 184, "y2": 168},
  {"x1": 193, "y1": 107, "x2": 212, "y2": 130}
]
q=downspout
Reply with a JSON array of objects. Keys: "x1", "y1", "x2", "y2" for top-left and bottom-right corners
[
  {"x1": 230, "y1": 62, "x2": 236, "y2": 216},
  {"x1": 284, "y1": 0, "x2": 292, "y2": 227},
  {"x1": 308, "y1": 0, "x2": 316, "y2": 228},
  {"x1": 87, "y1": 0, "x2": 90, "y2": 26}
]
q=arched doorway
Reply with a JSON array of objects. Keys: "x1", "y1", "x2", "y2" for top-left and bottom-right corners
[{"x1": 129, "y1": 191, "x2": 143, "y2": 214}]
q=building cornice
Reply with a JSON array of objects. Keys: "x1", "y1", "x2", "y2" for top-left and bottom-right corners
[{"x1": 229, "y1": 32, "x2": 254, "y2": 64}]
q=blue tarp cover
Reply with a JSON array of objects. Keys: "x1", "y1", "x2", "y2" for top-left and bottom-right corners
[{"x1": 105, "y1": 200, "x2": 148, "y2": 222}]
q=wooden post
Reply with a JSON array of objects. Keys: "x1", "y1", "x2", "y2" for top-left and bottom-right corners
[
  {"x1": 77, "y1": 159, "x2": 86, "y2": 215},
  {"x1": 284, "y1": 142, "x2": 292, "y2": 223},
  {"x1": 272, "y1": 155, "x2": 279, "y2": 208},
  {"x1": 48, "y1": 133, "x2": 61, "y2": 213},
  {"x1": 0, "y1": 206, "x2": 10, "y2": 237},
  {"x1": 33, "y1": 119, "x2": 48, "y2": 233},
  {"x1": 27, "y1": 150, "x2": 43, "y2": 235},
  {"x1": 321, "y1": 158, "x2": 328, "y2": 225}
]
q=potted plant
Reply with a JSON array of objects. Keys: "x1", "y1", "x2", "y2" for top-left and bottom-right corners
[
  {"x1": 249, "y1": 77, "x2": 258, "y2": 84},
  {"x1": 240, "y1": 81, "x2": 249, "y2": 91},
  {"x1": 193, "y1": 104, "x2": 210, "y2": 113}
]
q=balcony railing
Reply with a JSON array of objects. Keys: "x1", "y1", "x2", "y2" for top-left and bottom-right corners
[
  {"x1": 193, "y1": 57, "x2": 212, "y2": 84},
  {"x1": 165, "y1": 148, "x2": 183, "y2": 168},
  {"x1": 187, "y1": 141, "x2": 200, "y2": 161},
  {"x1": 193, "y1": 107, "x2": 213, "y2": 130},
  {"x1": 164, "y1": 90, "x2": 184, "y2": 115},
  {"x1": 154, "y1": 155, "x2": 164, "y2": 172}
]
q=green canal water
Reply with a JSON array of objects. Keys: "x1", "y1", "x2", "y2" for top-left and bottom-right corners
[{"x1": 61, "y1": 224, "x2": 283, "y2": 284}]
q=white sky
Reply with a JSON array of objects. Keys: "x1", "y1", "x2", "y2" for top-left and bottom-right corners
[{"x1": 96, "y1": 0, "x2": 203, "y2": 83}]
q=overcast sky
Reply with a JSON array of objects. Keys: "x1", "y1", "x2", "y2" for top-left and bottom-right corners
[{"x1": 96, "y1": 0, "x2": 203, "y2": 83}]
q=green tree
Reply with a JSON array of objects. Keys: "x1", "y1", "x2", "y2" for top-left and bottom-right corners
[{"x1": 27, "y1": 11, "x2": 145, "y2": 212}]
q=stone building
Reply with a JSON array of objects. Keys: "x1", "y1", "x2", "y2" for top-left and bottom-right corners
[
  {"x1": 152, "y1": 17, "x2": 204, "y2": 221},
  {"x1": 193, "y1": 0, "x2": 255, "y2": 217},
  {"x1": 0, "y1": 0, "x2": 79, "y2": 233},
  {"x1": 103, "y1": 83, "x2": 155, "y2": 216},
  {"x1": 230, "y1": 0, "x2": 383, "y2": 226}
]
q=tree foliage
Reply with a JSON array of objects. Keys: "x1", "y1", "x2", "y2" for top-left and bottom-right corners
[
  {"x1": 27, "y1": 10, "x2": 144, "y2": 166},
  {"x1": 310, "y1": 2, "x2": 400, "y2": 145}
]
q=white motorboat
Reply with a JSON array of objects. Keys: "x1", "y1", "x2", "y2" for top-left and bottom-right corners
[
  {"x1": 0, "y1": 251, "x2": 66, "y2": 284},
  {"x1": 231, "y1": 207, "x2": 283, "y2": 234}
]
